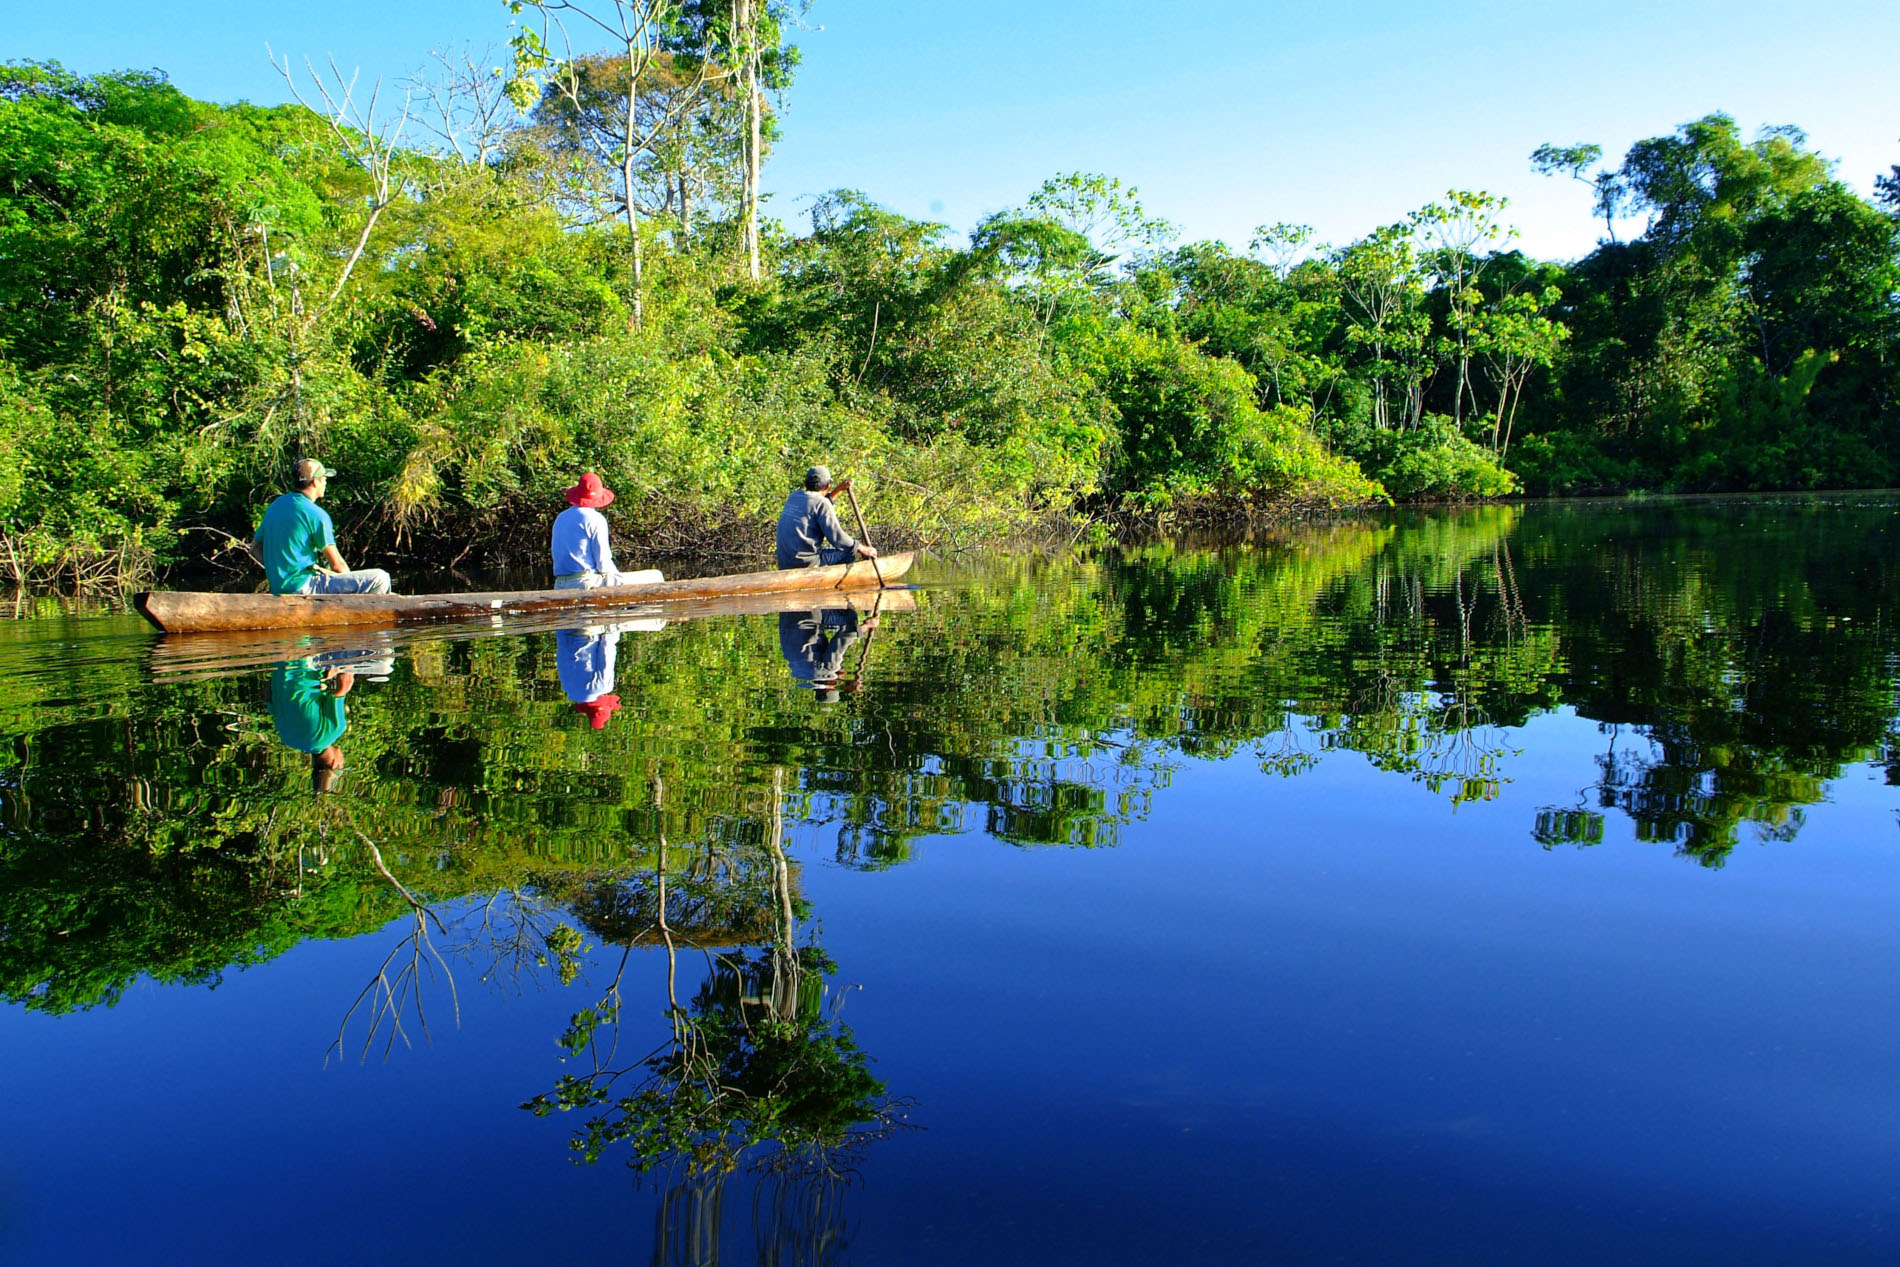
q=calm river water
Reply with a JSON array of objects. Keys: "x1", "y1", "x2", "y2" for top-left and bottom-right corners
[{"x1": 3, "y1": 496, "x2": 1899, "y2": 1264}]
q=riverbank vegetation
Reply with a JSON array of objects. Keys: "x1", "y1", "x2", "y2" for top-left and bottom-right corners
[{"x1": 2, "y1": 11, "x2": 1897, "y2": 577}]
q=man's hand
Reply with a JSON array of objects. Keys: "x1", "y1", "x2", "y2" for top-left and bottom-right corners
[
  {"x1": 856, "y1": 543, "x2": 879, "y2": 560},
  {"x1": 321, "y1": 544, "x2": 350, "y2": 574},
  {"x1": 825, "y1": 478, "x2": 854, "y2": 498},
  {"x1": 324, "y1": 670, "x2": 356, "y2": 697}
]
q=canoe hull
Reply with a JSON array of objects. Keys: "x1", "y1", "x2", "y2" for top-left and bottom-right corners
[
  {"x1": 146, "y1": 587, "x2": 916, "y2": 681},
  {"x1": 135, "y1": 552, "x2": 914, "y2": 633}
]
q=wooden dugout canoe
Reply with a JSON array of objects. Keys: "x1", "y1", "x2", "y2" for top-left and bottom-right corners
[
  {"x1": 145, "y1": 587, "x2": 917, "y2": 681},
  {"x1": 134, "y1": 552, "x2": 915, "y2": 634}
]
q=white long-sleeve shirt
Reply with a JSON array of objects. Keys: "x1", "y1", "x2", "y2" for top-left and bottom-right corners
[{"x1": 551, "y1": 505, "x2": 616, "y2": 577}]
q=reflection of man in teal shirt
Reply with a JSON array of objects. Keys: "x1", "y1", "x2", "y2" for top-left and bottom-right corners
[{"x1": 270, "y1": 659, "x2": 352, "y2": 792}]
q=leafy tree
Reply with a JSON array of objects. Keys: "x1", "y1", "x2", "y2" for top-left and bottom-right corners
[
  {"x1": 1334, "y1": 222, "x2": 1431, "y2": 431},
  {"x1": 509, "y1": 0, "x2": 730, "y2": 325},
  {"x1": 1410, "y1": 190, "x2": 1514, "y2": 427},
  {"x1": 1531, "y1": 142, "x2": 1625, "y2": 243},
  {"x1": 1471, "y1": 279, "x2": 1568, "y2": 459}
]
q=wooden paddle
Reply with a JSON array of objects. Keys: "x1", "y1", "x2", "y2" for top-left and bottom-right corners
[
  {"x1": 848, "y1": 587, "x2": 885, "y2": 688},
  {"x1": 838, "y1": 480, "x2": 887, "y2": 588}
]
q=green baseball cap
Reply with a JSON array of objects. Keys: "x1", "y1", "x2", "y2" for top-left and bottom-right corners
[{"x1": 293, "y1": 458, "x2": 337, "y2": 485}]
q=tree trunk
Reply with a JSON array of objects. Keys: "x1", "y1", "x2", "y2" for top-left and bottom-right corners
[
  {"x1": 1456, "y1": 350, "x2": 1471, "y2": 427},
  {"x1": 746, "y1": 48, "x2": 762, "y2": 280},
  {"x1": 1491, "y1": 356, "x2": 1510, "y2": 452},
  {"x1": 1500, "y1": 375, "x2": 1525, "y2": 461},
  {"x1": 624, "y1": 153, "x2": 643, "y2": 330},
  {"x1": 735, "y1": 0, "x2": 761, "y2": 281}
]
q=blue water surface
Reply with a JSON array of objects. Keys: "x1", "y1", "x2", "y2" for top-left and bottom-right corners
[{"x1": 2, "y1": 497, "x2": 1898, "y2": 1264}]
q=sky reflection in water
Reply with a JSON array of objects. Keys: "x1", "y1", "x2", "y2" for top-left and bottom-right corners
[{"x1": 2, "y1": 496, "x2": 1899, "y2": 1264}]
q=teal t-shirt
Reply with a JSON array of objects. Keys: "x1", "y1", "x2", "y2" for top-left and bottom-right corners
[
  {"x1": 255, "y1": 492, "x2": 335, "y2": 595},
  {"x1": 269, "y1": 660, "x2": 348, "y2": 753}
]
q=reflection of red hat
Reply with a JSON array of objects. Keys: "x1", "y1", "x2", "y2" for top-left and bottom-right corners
[
  {"x1": 566, "y1": 472, "x2": 615, "y2": 508},
  {"x1": 572, "y1": 694, "x2": 622, "y2": 729}
]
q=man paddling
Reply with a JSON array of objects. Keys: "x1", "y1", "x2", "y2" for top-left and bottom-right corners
[
  {"x1": 775, "y1": 466, "x2": 880, "y2": 570},
  {"x1": 551, "y1": 472, "x2": 662, "y2": 589},
  {"x1": 251, "y1": 458, "x2": 393, "y2": 595}
]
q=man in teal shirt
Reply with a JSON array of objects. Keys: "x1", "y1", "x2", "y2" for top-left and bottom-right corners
[{"x1": 251, "y1": 459, "x2": 393, "y2": 595}]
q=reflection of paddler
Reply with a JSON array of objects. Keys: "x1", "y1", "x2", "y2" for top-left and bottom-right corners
[
  {"x1": 778, "y1": 608, "x2": 879, "y2": 703},
  {"x1": 555, "y1": 618, "x2": 668, "y2": 728},
  {"x1": 269, "y1": 658, "x2": 352, "y2": 793}
]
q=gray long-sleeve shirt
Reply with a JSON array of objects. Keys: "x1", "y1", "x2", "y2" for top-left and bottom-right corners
[{"x1": 775, "y1": 489, "x2": 856, "y2": 569}]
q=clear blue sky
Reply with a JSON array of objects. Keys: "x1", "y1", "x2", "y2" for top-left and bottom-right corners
[{"x1": 16, "y1": 0, "x2": 1900, "y2": 260}]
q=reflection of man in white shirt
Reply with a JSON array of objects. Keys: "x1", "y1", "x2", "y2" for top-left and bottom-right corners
[
  {"x1": 556, "y1": 627, "x2": 619, "y2": 698},
  {"x1": 550, "y1": 472, "x2": 660, "y2": 589},
  {"x1": 555, "y1": 625, "x2": 622, "y2": 728},
  {"x1": 555, "y1": 618, "x2": 666, "y2": 730}
]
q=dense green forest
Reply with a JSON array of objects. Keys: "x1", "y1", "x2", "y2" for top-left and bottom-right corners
[{"x1": 2, "y1": 5, "x2": 1897, "y2": 578}]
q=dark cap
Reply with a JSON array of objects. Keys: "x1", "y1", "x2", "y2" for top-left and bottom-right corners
[{"x1": 804, "y1": 465, "x2": 832, "y2": 491}]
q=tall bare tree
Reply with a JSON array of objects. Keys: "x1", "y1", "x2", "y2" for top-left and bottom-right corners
[
  {"x1": 271, "y1": 52, "x2": 411, "y2": 313},
  {"x1": 266, "y1": 51, "x2": 411, "y2": 437},
  {"x1": 403, "y1": 43, "x2": 518, "y2": 172},
  {"x1": 529, "y1": 51, "x2": 741, "y2": 235},
  {"x1": 734, "y1": 0, "x2": 763, "y2": 278},
  {"x1": 672, "y1": 0, "x2": 803, "y2": 278},
  {"x1": 509, "y1": 1, "x2": 720, "y2": 326}
]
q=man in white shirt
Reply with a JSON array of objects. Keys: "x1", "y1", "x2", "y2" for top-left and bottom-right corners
[{"x1": 549, "y1": 472, "x2": 661, "y2": 589}]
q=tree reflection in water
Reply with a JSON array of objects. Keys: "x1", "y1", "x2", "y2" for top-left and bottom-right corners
[
  {"x1": 7, "y1": 499, "x2": 1900, "y2": 1024},
  {"x1": 303, "y1": 762, "x2": 913, "y2": 1261},
  {"x1": 5, "y1": 499, "x2": 1900, "y2": 1253},
  {"x1": 325, "y1": 808, "x2": 461, "y2": 1063},
  {"x1": 521, "y1": 769, "x2": 912, "y2": 1264}
]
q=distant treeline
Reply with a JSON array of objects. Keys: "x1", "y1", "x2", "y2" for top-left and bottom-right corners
[{"x1": 1, "y1": 21, "x2": 1896, "y2": 577}]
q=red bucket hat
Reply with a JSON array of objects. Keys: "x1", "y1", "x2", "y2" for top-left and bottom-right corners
[
  {"x1": 566, "y1": 472, "x2": 615, "y2": 508},
  {"x1": 572, "y1": 694, "x2": 622, "y2": 729}
]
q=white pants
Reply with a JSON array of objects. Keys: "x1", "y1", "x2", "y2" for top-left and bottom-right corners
[{"x1": 554, "y1": 568, "x2": 663, "y2": 590}]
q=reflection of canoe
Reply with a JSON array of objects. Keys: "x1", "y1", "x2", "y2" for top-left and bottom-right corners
[
  {"x1": 147, "y1": 587, "x2": 916, "y2": 681},
  {"x1": 135, "y1": 552, "x2": 915, "y2": 634}
]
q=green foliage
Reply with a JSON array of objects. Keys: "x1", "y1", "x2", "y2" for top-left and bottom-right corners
[
  {"x1": 1360, "y1": 416, "x2": 1519, "y2": 501},
  {"x1": 1063, "y1": 320, "x2": 1381, "y2": 508},
  {"x1": 5, "y1": 54, "x2": 1896, "y2": 573},
  {"x1": 0, "y1": 66, "x2": 1355, "y2": 575},
  {"x1": 1517, "y1": 116, "x2": 1900, "y2": 493},
  {"x1": 526, "y1": 946, "x2": 895, "y2": 1175}
]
